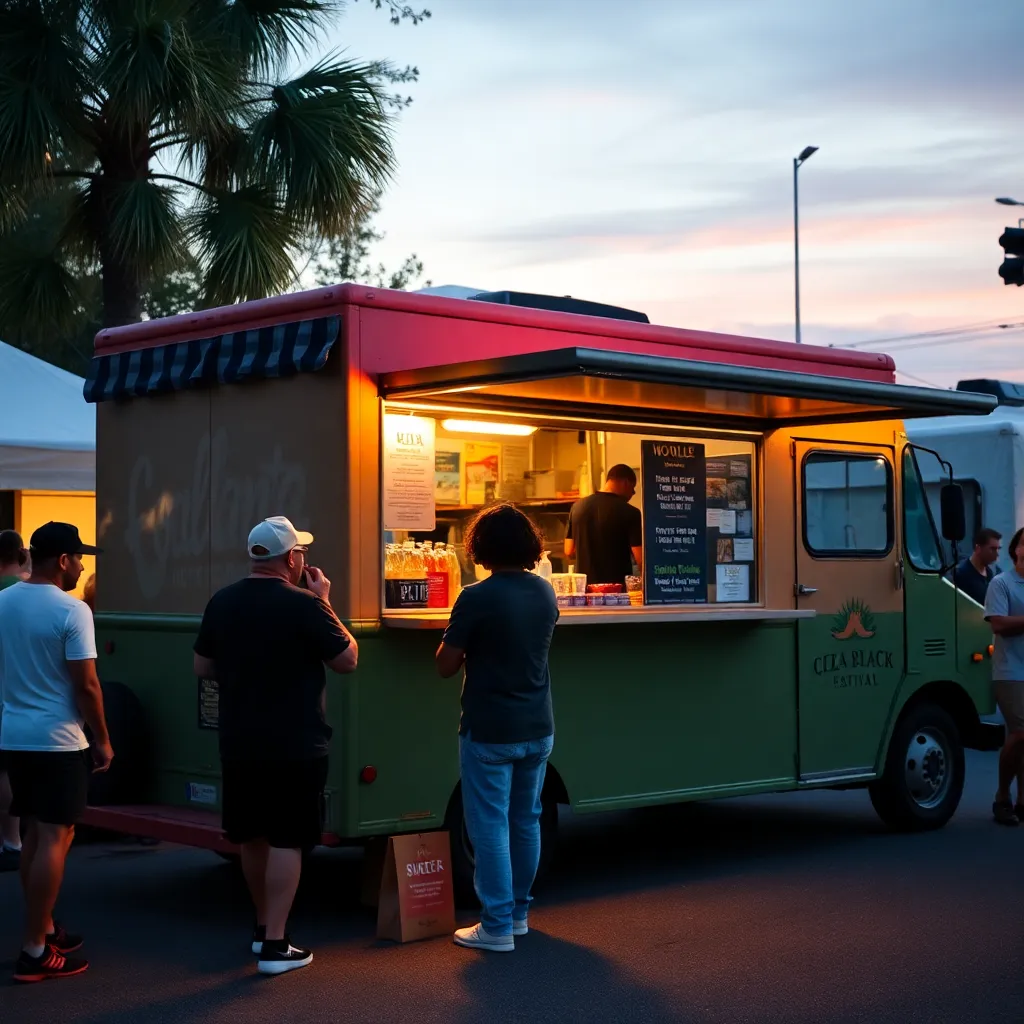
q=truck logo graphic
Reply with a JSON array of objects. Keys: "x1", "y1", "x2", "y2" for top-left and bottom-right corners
[{"x1": 831, "y1": 598, "x2": 876, "y2": 640}]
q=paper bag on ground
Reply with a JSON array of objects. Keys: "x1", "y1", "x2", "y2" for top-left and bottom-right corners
[{"x1": 376, "y1": 831, "x2": 456, "y2": 943}]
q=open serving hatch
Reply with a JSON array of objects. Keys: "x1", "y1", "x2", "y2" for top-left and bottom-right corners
[{"x1": 378, "y1": 347, "x2": 997, "y2": 428}]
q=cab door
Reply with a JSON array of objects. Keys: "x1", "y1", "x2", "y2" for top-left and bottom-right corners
[{"x1": 794, "y1": 440, "x2": 905, "y2": 782}]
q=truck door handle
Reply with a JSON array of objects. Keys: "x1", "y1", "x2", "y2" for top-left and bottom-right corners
[{"x1": 796, "y1": 584, "x2": 818, "y2": 596}]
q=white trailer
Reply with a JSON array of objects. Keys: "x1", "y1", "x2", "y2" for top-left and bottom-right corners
[{"x1": 906, "y1": 379, "x2": 1024, "y2": 573}]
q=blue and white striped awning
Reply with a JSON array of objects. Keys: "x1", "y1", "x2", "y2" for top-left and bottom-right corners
[{"x1": 83, "y1": 314, "x2": 341, "y2": 403}]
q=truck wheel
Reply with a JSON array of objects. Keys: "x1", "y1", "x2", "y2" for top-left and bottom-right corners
[
  {"x1": 869, "y1": 702, "x2": 965, "y2": 831},
  {"x1": 444, "y1": 783, "x2": 559, "y2": 909}
]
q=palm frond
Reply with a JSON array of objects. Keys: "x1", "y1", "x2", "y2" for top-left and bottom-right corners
[
  {"x1": 0, "y1": 3, "x2": 93, "y2": 174},
  {"x1": 181, "y1": 120, "x2": 250, "y2": 191},
  {"x1": 211, "y1": 0, "x2": 342, "y2": 78},
  {"x1": 106, "y1": 178, "x2": 183, "y2": 274},
  {"x1": 245, "y1": 57, "x2": 393, "y2": 235},
  {"x1": 188, "y1": 185, "x2": 301, "y2": 305},
  {"x1": 0, "y1": 187, "x2": 85, "y2": 336}
]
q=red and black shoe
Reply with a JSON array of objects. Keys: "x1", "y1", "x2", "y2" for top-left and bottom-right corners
[
  {"x1": 48, "y1": 922, "x2": 84, "y2": 954},
  {"x1": 13, "y1": 944, "x2": 89, "y2": 983}
]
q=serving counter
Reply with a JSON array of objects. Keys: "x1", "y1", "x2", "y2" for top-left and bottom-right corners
[{"x1": 382, "y1": 607, "x2": 817, "y2": 629}]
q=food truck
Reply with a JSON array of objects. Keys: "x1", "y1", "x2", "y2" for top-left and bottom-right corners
[{"x1": 80, "y1": 284, "x2": 1002, "y2": 899}]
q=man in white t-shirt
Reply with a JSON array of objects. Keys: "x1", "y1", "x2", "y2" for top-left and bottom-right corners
[{"x1": 0, "y1": 522, "x2": 113, "y2": 983}]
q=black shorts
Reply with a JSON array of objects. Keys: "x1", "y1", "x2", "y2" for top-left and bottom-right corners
[
  {"x1": 4, "y1": 749, "x2": 91, "y2": 826},
  {"x1": 221, "y1": 756, "x2": 328, "y2": 851}
]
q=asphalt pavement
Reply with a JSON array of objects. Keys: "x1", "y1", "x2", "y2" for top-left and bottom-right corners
[{"x1": 1, "y1": 750, "x2": 1022, "y2": 1024}]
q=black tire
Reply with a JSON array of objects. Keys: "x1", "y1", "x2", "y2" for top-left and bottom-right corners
[
  {"x1": 86, "y1": 680, "x2": 152, "y2": 806},
  {"x1": 869, "y1": 701, "x2": 965, "y2": 831},
  {"x1": 444, "y1": 783, "x2": 559, "y2": 909}
]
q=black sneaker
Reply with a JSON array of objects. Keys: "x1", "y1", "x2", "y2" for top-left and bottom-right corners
[
  {"x1": 993, "y1": 800, "x2": 1019, "y2": 826},
  {"x1": 47, "y1": 922, "x2": 83, "y2": 954},
  {"x1": 0, "y1": 845, "x2": 20, "y2": 872},
  {"x1": 13, "y1": 944, "x2": 89, "y2": 983},
  {"x1": 252, "y1": 924, "x2": 266, "y2": 956},
  {"x1": 257, "y1": 938, "x2": 313, "y2": 976}
]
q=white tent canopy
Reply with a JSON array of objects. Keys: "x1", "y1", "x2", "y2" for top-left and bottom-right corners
[{"x1": 0, "y1": 341, "x2": 95, "y2": 491}]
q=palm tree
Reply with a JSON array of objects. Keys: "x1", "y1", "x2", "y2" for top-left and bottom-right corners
[{"x1": 0, "y1": 0, "x2": 398, "y2": 332}]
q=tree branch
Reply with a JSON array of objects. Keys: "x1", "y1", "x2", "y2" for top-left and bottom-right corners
[
  {"x1": 51, "y1": 169, "x2": 98, "y2": 180},
  {"x1": 149, "y1": 173, "x2": 215, "y2": 197}
]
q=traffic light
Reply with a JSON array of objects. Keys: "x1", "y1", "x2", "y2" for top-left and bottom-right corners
[{"x1": 999, "y1": 226, "x2": 1024, "y2": 286}]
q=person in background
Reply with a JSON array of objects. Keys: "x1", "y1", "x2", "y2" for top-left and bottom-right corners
[
  {"x1": 0, "y1": 529, "x2": 31, "y2": 872},
  {"x1": 0, "y1": 522, "x2": 112, "y2": 982},
  {"x1": 436, "y1": 503, "x2": 559, "y2": 953},
  {"x1": 953, "y1": 527, "x2": 1002, "y2": 605},
  {"x1": 564, "y1": 464, "x2": 642, "y2": 586},
  {"x1": 983, "y1": 526, "x2": 1024, "y2": 826},
  {"x1": 193, "y1": 516, "x2": 358, "y2": 976},
  {"x1": 82, "y1": 574, "x2": 96, "y2": 614}
]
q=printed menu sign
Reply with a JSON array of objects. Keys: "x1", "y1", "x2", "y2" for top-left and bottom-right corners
[
  {"x1": 706, "y1": 454, "x2": 754, "y2": 603},
  {"x1": 376, "y1": 832, "x2": 456, "y2": 944},
  {"x1": 641, "y1": 440, "x2": 707, "y2": 604},
  {"x1": 383, "y1": 414, "x2": 436, "y2": 531}
]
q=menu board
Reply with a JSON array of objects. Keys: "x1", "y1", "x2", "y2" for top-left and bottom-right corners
[
  {"x1": 383, "y1": 414, "x2": 436, "y2": 531},
  {"x1": 706, "y1": 454, "x2": 754, "y2": 602},
  {"x1": 641, "y1": 440, "x2": 707, "y2": 604}
]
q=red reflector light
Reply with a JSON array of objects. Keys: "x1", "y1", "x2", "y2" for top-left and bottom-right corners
[
  {"x1": 971, "y1": 652, "x2": 983, "y2": 663},
  {"x1": 104, "y1": 641, "x2": 115, "y2": 655},
  {"x1": 360, "y1": 766, "x2": 377, "y2": 784},
  {"x1": 988, "y1": 644, "x2": 994, "y2": 657}
]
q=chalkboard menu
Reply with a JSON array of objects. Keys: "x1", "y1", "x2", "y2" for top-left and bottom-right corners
[{"x1": 641, "y1": 441, "x2": 707, "y2": 604}]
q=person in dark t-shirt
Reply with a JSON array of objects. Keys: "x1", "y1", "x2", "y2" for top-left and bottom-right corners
[
  {"x1": 564, "y1": 464, "x2": 643, "y2": 585},
  {"x1": 193, "y1": 516, "x2": 357, "y2": 976},
  {"x1": 436, "y1": 503, "x2": 558, "y2": 953},
  {"x1": 952, "y1": 526, "x2": 1002, "y2": 605}
]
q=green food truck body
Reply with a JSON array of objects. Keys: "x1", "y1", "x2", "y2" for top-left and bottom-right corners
[{"x1": 81, "y1": 284, "x2": 1002, "y2": 895}]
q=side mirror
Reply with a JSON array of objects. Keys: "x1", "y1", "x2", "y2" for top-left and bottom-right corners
[{"x1": 940, "y1": 483, "x2": 966, "y2": 542}]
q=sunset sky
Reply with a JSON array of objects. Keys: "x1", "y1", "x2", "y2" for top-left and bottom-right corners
[{"x1": 330, "y1": 0, "x2": 1023, "y2": 388}]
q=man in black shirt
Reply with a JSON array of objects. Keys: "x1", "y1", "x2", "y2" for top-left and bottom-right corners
[
  {"x1": 952, "y1": 526, "x2": 1002, "y2": 605},
  {"x1": 564, "y1": 464, "x2": 643, "y2": 586},
  {"x1": 193, "y1": 516, "x2": 357, "y2": 976}
]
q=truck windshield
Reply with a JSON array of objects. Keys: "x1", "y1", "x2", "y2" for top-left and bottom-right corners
[{"x1": 903, "y1": 447, "x2": 944, "y2": 572}]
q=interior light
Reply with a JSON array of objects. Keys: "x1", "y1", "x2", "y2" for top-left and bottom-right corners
[{"x1": 441, "y1": 419, "x2": 537, "y2": 437}]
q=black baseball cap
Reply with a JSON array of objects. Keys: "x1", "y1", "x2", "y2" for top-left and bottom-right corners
[{"x1": 29, "y1": 522, "x2": 101, "y2": 559}]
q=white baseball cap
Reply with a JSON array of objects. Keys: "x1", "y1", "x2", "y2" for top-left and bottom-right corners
[{"x1": 247, "y1": 516, "x2": 314, "y2": 560}]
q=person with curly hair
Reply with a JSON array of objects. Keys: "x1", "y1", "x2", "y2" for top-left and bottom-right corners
[{"x1": 435, "y1": 503, "x2": 559, "y2": 952}]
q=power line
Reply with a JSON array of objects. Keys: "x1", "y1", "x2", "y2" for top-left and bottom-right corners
[
  {"x1": 834, "y1": 317, "x2": 1024, "y2": 350},
  {"x1": 881, "y1": 325, "x2": 1024, "y2": 355},
  {"x1": 896, "y1": 368, "x2": 944, "y2": 388}
]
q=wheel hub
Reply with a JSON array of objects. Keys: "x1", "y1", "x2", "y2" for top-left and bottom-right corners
[{"x1": 904, "y1": 728, "x2": 950, "y2": 809}]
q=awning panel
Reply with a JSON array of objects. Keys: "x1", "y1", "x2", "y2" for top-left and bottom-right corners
[
  {"x1": 84, "y1": 314, "x2": 341, "y2": 403},
  {"x1": 379, "y1": 347, "x2": 996, "y2": 426}
]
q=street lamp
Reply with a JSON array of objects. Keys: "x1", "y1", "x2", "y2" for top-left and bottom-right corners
[
  {"x1": 793, "y1": 146, "x2": 818, "y2": 345},
  {"x1": 996, "y1": 197, "x2": 1024, "y2": 228}
]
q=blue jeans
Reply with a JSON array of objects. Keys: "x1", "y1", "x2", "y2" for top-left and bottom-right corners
[{"x1": 459, "y1": 732, "x2": 554, "y2": 936}]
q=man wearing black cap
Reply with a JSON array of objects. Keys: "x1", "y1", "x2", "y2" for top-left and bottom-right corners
[{"x1": 0, "y1": 522, "x2": 112, "y2": 983}]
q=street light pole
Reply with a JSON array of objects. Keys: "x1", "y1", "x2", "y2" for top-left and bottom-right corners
[{"x1": 793, "y1": 145, "x2": 818, "y2": 345}]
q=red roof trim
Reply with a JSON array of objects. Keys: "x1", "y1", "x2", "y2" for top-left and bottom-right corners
[{"x1": 93, "y1": 282, "x2": 895, "y2": 380}]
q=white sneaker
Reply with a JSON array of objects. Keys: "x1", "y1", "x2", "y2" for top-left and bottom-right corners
[
  {"x1": 513, "y1": 917, "x2": 528, "y2": 936},
  {"x1": 453, "y1": 923, "x2": 514, "y2": 952}
]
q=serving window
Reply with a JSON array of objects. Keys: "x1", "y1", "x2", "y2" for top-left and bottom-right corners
[{"x1": 380, "y1": 402, "x2": 760, "y2": 613}]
